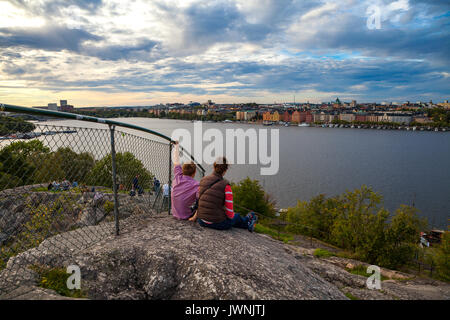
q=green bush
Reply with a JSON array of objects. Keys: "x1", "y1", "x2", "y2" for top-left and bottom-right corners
[
  {"x1": 285, "y1": 186, "x2": 427, "y2": 269},
  {"x1": 0, "y1": 116, "x2": 35, "y2": 136},
  {"x1": 231, "y1": 177, "x2": 276, "y2": 218},
  {"x1": 103, "y1": 201, "x2": 114, "y2": 215},
  {"x1": 88, "y1": 152, "x2": 153, "y2": 189},
  {"x1": 0, "y1": 198, "x2": 65, "y2": 271},
  {"x1": 430, "y1": 232, "x2": 450, "y2": 282}
]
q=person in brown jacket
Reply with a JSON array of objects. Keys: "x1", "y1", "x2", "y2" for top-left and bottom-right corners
[{"x1": 189, "y1": 157, "x2": 258, "y2": 231}]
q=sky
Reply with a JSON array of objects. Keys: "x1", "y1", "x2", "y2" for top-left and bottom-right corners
[{"x1": 0, "y1": 0, "x2": 449, "y2": 107}]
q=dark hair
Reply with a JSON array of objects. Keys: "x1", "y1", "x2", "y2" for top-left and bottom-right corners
[
  {"x1": 182, "y1": 162, "x2": 197, "y2": 177},
  {"x1": 213, "y1": 157, "x2": 229, "y2": 176}
]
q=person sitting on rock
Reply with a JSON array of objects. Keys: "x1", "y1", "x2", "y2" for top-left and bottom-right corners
[
  {"x1": 189, "y1": 156, "x2": 257, "y2": 231},
  {"x1": 170, "y1": 141, "x2": 200, "y2": 220}
]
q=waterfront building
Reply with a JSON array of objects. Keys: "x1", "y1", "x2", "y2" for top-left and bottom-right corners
[
  {"x1": 291, "y1": 111, "x2": 300, "y2": 123},
  {"x1": 263, "y1": 111, "x2": 272, "y2": 122},
  {"x1": 339, "y1": 113, "x2": 355, "y2": 122},
  {"x1": 283, "y1": 111, "x2": 291, "y2": 123},
  {"x1": 389, "y1": 115, "x2": 412, "y2": 125},
  {"x1": 355, "y1": 114, "x2": 367, "y2": 122},
  {"x1": 272, "y1": 111, "x2": 280, "y2": 122}
]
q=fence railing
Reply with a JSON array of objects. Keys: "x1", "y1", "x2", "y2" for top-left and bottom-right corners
[{"x1": 0, "y1": 104, "x2": 205, "y2": 294}]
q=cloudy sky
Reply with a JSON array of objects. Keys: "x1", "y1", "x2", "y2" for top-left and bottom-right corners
[{"x1": 0, "y1": 0, "x2": 449, "y2": 107}]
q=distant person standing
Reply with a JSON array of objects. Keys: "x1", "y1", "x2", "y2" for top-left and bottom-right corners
[
  {"x1": 170, "y1": 141, "x2": 199, "y2": 220},
  {"x1": 153, "y1": 177, "x2": 160, "y2": 193},
  {"x1": 162, "y1": 183, "x2": 170, "y2": 209},
  {"x1": 132, "y1": 174, "x2": 143, "y2": 196}
]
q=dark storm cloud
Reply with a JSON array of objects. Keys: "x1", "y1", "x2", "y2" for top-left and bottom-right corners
[
  {"x1": 0, "y1": 25, "x2": 101, "y2": 52},
  {"x1": 7, "y1": 0, "x2": 103, "y2": 15},
  {"x1": 83, "y1": 40, "x2": 160, "y2": 61}
]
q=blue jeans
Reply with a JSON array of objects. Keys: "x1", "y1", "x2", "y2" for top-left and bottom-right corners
[{"x1": 198, "y1": 213, "x2": 249, "y2": 230}]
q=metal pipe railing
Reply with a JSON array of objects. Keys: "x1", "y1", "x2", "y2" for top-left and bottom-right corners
[{"x1": 0, "y1": 103, "x2": 206, "y2": 175}]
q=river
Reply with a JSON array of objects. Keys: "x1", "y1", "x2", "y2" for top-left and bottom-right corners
[{"x1": 39, "y1": 117, "x2": 450, "y2": 229}]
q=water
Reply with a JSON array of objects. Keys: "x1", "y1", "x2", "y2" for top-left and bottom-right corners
[{"x1": 41, "y1": 118, "x2": 450, "y2": 229}]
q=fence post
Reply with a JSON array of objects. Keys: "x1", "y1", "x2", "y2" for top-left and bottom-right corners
[
  {"x1": 109, "y1": 125, "x2": 120, "y2": 236},
  {"x1": 168, "y1": 142, "x2": 172, "y2": 215}
]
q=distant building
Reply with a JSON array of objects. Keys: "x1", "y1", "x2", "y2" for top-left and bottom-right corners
[
  {"x1": 272, "y1": 111, "x2": 280, "y2": 122},
  {"x1": 413, "y1": 116, "x2": 433, "y2": 124},
  {"x1": 283, "y1": 111, "x2": 291, "y2": 123},
  {"x1": 48, "y1": 103, "x2": 58, "y2": 111},
  {"x1": 389, "y1": 114, "x2": 412, "y2": 125},
  {"x1": 339, "y1": 113, "x2": 355, "y2": 122},
  {"x1": 355, "y1": 114, "x2": 367, "y2": 122},
  {"x1": 291, "y1": 111, "x2": 300, "y2": 123},
  {"x1": 263, "y1": 111, "x2": 272, "y2": 122},
  {"x1": 438, "y1": 102, "x2": 450, "y2": 109}
]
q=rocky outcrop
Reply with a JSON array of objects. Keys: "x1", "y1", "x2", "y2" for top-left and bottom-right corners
[
  {"x1": 1, "y1": 208, "x2": 448, "y2": 300},
  {"x1": 283, "y1": 245, "x2": 450, "y2": 300},
  {"x1": 1, "y1": 214, "x2": 348, "y2": 300}
]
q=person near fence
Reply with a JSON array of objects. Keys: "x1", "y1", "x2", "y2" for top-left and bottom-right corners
[
  {"x1": 170, "y1": 141, "x2": 199, "y2": 220},
  {"x1": 153, "y1": 177, "x2": 160, "y2": 193},
  {"x1": 189, "y1": 156, "x2": 258, "y2": 232},
  {"x1": 132, "y1": 174, "x2": 144, "y2": 196}
]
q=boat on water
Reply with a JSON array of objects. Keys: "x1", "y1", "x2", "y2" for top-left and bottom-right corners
[
  {"x1": 298, "y1": 123, "x2": 310, "y2": 127},
  {"x1": 223, "y1": 119, "x2": 233, "y2": 123}
]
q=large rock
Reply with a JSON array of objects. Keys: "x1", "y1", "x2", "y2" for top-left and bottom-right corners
[{"x1": 1, "y1": 214, "x2": 347, "y2": 300}]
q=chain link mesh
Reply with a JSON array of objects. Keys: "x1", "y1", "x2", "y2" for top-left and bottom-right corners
[{"x1": 0, "y1": 114, "x2": 204, "y2": 294}]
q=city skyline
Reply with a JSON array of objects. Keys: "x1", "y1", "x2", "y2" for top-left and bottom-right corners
[{"x1": 0, "y1": 0, "x2": 449, "y2": 107}]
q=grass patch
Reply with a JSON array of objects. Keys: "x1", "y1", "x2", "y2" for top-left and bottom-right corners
[
  {"x1": 254, "y1": 224, "x2": 294, "y2": 243},
  {"x1": 344, "y1": 292, "x2": 359, "y2": 300},
  {"x1": 346, "y1": 265, "x2": 389, "y2": 281},
  {"x1": 313, "y1": 248, "x2": 336, "y2": 258},
  {"x1": 30, "y1": 265, "x2": 86, "y2": 298}
]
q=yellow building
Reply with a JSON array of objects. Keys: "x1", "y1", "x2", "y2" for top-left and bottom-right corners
[{"x1": 272, "y1": 111, "x2": 280, "y2": 122}]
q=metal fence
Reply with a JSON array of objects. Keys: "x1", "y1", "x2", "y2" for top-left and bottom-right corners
[{"x1": 0, "y1": 104, "x2": 205, "y2": 294}]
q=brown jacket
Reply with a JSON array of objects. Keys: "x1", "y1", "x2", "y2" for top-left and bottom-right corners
[{"x1": 197, "y1": 172, "x2": 229, "y2": 223}]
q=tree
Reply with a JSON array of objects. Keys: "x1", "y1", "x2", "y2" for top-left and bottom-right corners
[
  {"x1": 231, "y1": 177, "x2": 276, "y2": 218},
  {"x1": 379, "y1": 205, "x2": 427, "y2": 269},
  {"x1": 0, "y1": 140, "x2": 50, "y2": 189},
  {"x1": 431, "y1": 232, "x2": 450, "y2": 282},
  {"x1": 88, "y1": 152, "x2": 153, "y2": 189},
  {"x1": 286, "y1": 194, "x2": 338, "y2": 241},
  {"x1": 0, "y1": 116, "x2": 35, "y2": 136},
  {"x1": 330, "y1": 186, "x2": 390, "y2": 263}
]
